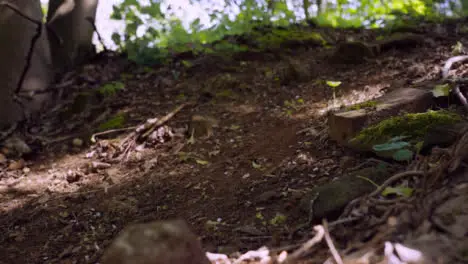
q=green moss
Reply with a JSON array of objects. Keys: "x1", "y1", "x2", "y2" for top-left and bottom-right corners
[
  {"x1": 253, "y1": 28, "x2": 327, "y2": 50},
  {"x1": 351, "y1": 110, "x2": 462, "y2": 145},
  {"x1": 98, "y1": 113, "x2": 126, "y2": 132},
  {"x1": 347, "y1": 100, "x2": 378, "y2": 111},
  {"x1": 98, "y1": 81, "x2": 125, "y2": 97}
]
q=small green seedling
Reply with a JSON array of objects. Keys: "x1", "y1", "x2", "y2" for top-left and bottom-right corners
[
  {"x1": 283, "y1": 98, "x2": 305, "y2": 116},
  {"x1": 269, "y1": 213, "x2": 287, "y2": 226},
  {"x1": 326, "y1": 81, "x2": 342, "y2": 108}
]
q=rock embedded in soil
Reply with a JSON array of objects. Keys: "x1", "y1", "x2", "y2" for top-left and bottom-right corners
[
  {"x1": 298, "y1": 166, "x2": 393, "y2": 222},
  {"x1": 419, "y1": 121, "x2": 468, "y2": 155},
  {"x1": 330, "y1": 41, "x2": 377, "y2": 64},
  {"x1": 101, "y1": 219, "x2": 210, "y2": 264},
  {"x1": 188, "y1": 115, "x2": 219, "y2": 139},
  {"x1": 328, "y1": 87, "x2": 433, "y2": 146}
]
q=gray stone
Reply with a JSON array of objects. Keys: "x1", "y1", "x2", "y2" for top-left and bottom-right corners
[{"x1": 101, "y1": 219, "x2": 210, "y2": 264}]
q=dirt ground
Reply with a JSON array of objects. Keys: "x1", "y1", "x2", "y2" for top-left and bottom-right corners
[{"x1": 1, "y1": 23, "x2": 468, "y2": 264}]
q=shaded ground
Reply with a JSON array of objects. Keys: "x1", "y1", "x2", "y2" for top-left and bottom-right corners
[{"x1": 1, "y1": 23, "x2": 468, "y2": 263}]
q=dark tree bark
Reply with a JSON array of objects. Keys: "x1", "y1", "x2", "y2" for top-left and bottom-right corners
[
  {"x1": 46, "y1": 0, "x2": 98, "y2": 75},
  {"x1": 0, "y1": 0, "x2": 53, "y2": 128},
  {"x1": 0, "y1": 0, "x2": 99, "y2": 128}
]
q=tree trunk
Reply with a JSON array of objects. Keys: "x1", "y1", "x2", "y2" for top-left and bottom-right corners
[
  {"x1": 46, "y1": 0, "x2": 98, "y2": 75},
  {"x1": 0, "y1": 0, "x2": 53, "y2": 128},
  {"x1": 303, "y1": 0, "x2": 310, "y2": 20}
]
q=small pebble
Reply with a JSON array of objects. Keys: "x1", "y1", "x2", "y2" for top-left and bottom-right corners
[
  {"x1": 8, "y1": 159, "x2": 25, "y2": 170},
  {"x1": 0, "y1": 153, "x2": 6, "y2": 164},
  {"x1": 72, "y1": 138, "x2": 83, "y2": 147}
]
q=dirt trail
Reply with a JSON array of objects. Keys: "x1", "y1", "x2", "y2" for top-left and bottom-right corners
[{"x1": 0, "y1": 26, "x2": 465, "y2": 263}]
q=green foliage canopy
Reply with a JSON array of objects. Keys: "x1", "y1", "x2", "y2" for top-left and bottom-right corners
[{"x1": 110, "y1": 0, "x2": 468, "y2": 65}]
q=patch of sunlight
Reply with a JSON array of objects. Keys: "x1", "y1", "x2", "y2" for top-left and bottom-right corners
[
  {"x1": 318, "y1": 84, "x2": 387, "y2": 115},
  {"x1": 0, "y1": 151, "x2": 95, "y2": 212},
  {"x1": 225, "y1": 104, "x2": 259, "y2": 115},
  {"x1": 288, "y1": 83, "x2": 388, "y2": 121}
]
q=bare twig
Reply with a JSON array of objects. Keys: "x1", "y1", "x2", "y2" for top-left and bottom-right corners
[
  {"x1": 442, "y1": 55, "x2": 468, "y2": 79},
  {"x1": 119, "y1": 102, "x2": 192, "y2": 157},
  {"x1": 328, "y1": 216, "x2": 362, "y2": 227},
  {"x1": 91, "y1": 126, "x2": 137, "y2": 142},
  {"x1": 322, "y1": 220, "x2": 343, "y2": 264},
  {"x1": 442, "y1": 55, "x2": 468, "y2": 111},
  {"x1": 453, "y1": 85, "x2": 468, "y2": 111},
  {"x1": 283, "y1": 225, "x2": 325, "y2": 263},
  {"x1": 139, "y1": 102, "x2": 192, "y2": 140},
  {"x1": 368, "y1": 170, "x2": 425, "y2": 198},
  {"x1": 233, "y1": 247, "x2": 270, "y2": 264}
]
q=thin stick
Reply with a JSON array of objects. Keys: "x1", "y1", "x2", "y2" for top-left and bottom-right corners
[
  {"x1": 322, "y1": 220, "x2": 343, "y2": 264},
  {"x1": 91, "y1": 126, "x2": 137, "y2": 141},
  {"x1": 442, "y1": 55, "x2": 468, "y2": 79},
  {"x1": 140, "y1": 102, "x2": 192, "y2": 140},
  {"x1": 368, "y1": 170, "x2": 425, "y2": 198},
  {"x1": 283, "y1": 225, "x2": 325, "y2": 263},
  {"x1": 453, "y1": 85, "x2": 468, "y2": 111}
]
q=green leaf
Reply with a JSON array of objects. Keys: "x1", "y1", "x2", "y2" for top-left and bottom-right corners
[
  {"x1": 252, "y1": 161, "x2": 262, "y2": 169},
  {"x1": 196, "y1": 159, "x2": 209, "y2": 165},
  {"x1": 373, "y1": 141, "x2": 409, "y2": 152},
  {"x1": 110, "y1": 5, "x2": 123, "y2": 20},
  {"x1": 381, "y1": 186, "x2": 414, "y2": 198},
  {"x1": 178, "y1": 152, "x2": 190, "y2": 161},
  {"x1": 140, "y1": 3, "x2": 163, "y2": 18},
  {"x1": 255, "y1": 212, "x2": 264, "y2": 220},
  {"x1": 269, "y1": 213, "x2": 287, "y2": 226},
  {"x1": 326, "y1": 81, "x2": 342, "y2": 88},
  {"x1": 451, "y1": 41, "x2": 464, "y2": 55},
  {"x1": 432, "y1": 84, "x2": 451, "y2": 98},
  {"x1": 392, "y1": 149, "x2": 414, "y2": 161},
  {"x1": 389, "y1": 136, "x2": 410, "y2": 143},
  {"x1": 111, "y1": 32, "x2": 121, "y2": 46},
  {"x1": 415, "y1": 141, "x2": 423, "y2": 153}
]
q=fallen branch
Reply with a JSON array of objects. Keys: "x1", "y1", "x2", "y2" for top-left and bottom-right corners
[
  {"x1": 322, "y1": 220, "x2": 343, "y2": 264},
  {"x1": 283, "y1": 225, "x2": 324, "y2": 263},
  {"x1": 139, "y1": 102, "x2": 191, "y2": 141},
  {"x1": 91, "y1": 126, "x2": 137, "y2": 142},
  {"x1": 453, "y1": 85, "x2": 468, "y2": 111},
  {"x1": 118, "y1": 102, "x2": 193, "y2": 161},
  {"x1": 442, "y1": 55, "x2": 468, "y2": 79},
  {"x1": 442, "y1": 55, "x2": 468, "y2": 111}
]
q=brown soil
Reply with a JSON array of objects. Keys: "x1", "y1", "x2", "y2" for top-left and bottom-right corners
[{"x1": 0, "y1": 24, "x2": 467, "y2": 264}]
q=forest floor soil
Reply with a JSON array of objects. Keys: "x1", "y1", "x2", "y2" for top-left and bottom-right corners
[{"x1": 1, "y1": 25, "x2": 468, "y2": 263}]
